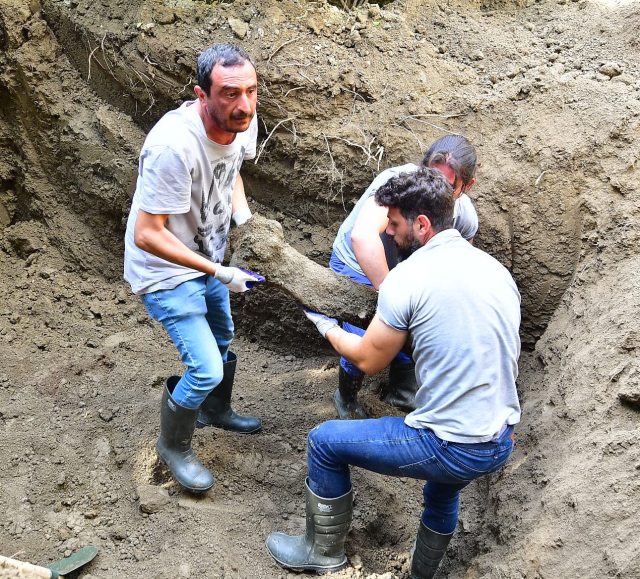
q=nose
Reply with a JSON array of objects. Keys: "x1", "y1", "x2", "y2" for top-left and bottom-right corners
[{"x1": 237, "y1": 92, "x2": 253, "y2": 114}]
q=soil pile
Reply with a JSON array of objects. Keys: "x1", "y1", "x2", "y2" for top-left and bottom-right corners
[{"x1": 1, "y1": 0, "x2": 639, "y2": 577}]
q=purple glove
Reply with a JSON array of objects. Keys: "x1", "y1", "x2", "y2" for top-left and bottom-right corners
[{"x1": 214, "y1": 265, "x2": 265, "y2": 293}]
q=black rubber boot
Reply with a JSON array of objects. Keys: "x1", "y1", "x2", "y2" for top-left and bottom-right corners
[
  {"x1": 382, "y1": 359, "x2": 419, "y2": 412},
  {"x1": 197, "y1": 352, "x2": 261, "y2": 434},
  {"x1": 411, "y1": 521, "x2": 454, "y2": 579},
  {"x1": 156, "y1": 376, "x2": 215, "y2": 492},
  {"x1": 334, "y1": 366, "x2": 367, "y2": 420},
  {"x1": 266, "y1": 479, "x2": 353, "y2": 572}
]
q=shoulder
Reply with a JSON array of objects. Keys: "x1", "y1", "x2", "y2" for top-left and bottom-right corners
[
  {"x1": 366, "y1": 163, "x2": 420, "y2": 197},
  {"x1": 144, "y1": 104, "x2": 199, "y2": 150},
  {"x1": 453, "y1": 194, "x2": 479, "y2": 240}
]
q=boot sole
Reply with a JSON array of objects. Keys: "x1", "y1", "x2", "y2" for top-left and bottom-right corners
[
  {"x1": 266, "y1": 543, "x2": 347, "y2": 574},
  {"x1": 156, "y1": 454, "x2": 215, "y2": 493},
  {"x1": 196, "y1": 421, "x2": 262, "y2": 434}
]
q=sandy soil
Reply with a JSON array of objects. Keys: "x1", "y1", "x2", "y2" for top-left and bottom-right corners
[{"x1": 1, "y1": 0, "x2": 639, "y2": 577}]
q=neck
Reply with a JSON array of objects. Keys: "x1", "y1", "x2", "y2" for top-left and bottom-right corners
[{"x1": 196, "y1": 100, "x2": 236, "y2": 145}]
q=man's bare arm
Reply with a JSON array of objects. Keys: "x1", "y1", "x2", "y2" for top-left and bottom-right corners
[
  {"x1": 325, "y1": 315, "x2": 408, "y2": 375},
  {"x1": 231, "y1": 174, "x2": 252, "y2": 226},
  {"x1": 134, "y1": 210, "x2": 218, "y2": 275}
]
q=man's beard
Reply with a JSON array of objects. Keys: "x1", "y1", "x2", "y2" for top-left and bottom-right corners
[
  {"x1": 392, "y1": 229, "x2": 421, "y2": 256},
  {"x1": 206, "y1": 103, "x2": 253, "y2": 134}
]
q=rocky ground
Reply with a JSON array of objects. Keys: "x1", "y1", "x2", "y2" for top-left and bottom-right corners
[{"x1": 1, "y1": 0, "x2": 639, "y2": 577}]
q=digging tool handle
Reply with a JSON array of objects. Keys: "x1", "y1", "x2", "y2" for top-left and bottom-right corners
[{"x1": 0, "y1": 554, "x2": 60, "y2": 578}]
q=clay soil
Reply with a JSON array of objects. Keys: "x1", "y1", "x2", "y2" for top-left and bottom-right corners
[{"x1": 1, "y1": 0, "x2": 640, "y2": 577}]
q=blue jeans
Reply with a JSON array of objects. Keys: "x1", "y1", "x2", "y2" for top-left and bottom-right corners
[
  {"x1": 307, "y1": 417, "x2": 515, "y2": 534},
  {"x1": 329, "y1": 252, "x2": 411, "y2": 375},
  {"x1": 141, "y1": 275, "x2": 234, "y2": 409}
]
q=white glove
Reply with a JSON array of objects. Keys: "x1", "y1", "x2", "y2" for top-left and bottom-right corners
[
  {"x1": 232, "y1": 207, "x2": 252, "y2": 227},
  {"x1": 214, "y1": 265, "x2": 265, "y2": 293},
  {"x1": 302, "y1": 308, "x2": 339, "y2": 339}
]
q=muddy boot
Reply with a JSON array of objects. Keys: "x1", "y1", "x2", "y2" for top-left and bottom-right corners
[
  {"x1": 382, "y1": 359, "x2": 419, "y2": 412},
  {"x1": 410, "y1": 521, "x2": 454, "y2": 579},
  {"x1": 266, "y1": 479, "x2": 353, "y2": 572},
  {"x1": 156, "y1": 376, "x2": 215, "y2": 492},
  {"x1": 334, "y1": 366, "x2": 367, "y2": 420},
  {"x1": 196, "y1": 352, "x2": 261, "y2": 434}
]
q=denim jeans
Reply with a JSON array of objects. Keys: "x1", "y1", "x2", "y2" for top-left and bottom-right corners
[
  {"x1": 141, "y1": 274, "x2": 234, "y2": 409},
  {"x1": 329, "y1": 252, "x2": 411, "y2": 374},
  {"x1": 307, "y1": 417, "x2": 515, "y2": 534}
]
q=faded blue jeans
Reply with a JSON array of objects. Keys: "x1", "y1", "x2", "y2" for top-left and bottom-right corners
[
  {"x1": 307, "y1": 417, "x2": 515, "y2": 534},
  {"x1": 329, "y1": 252, "x2": 411, "y2": 374},
  {"x1": 141, "y1": 274, "x2": 234, "y2": 409}
]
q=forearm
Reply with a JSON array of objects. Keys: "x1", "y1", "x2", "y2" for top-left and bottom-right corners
[
  {"x1": 231, "y1": 174, "x2": 251, "y2": 225},
  {"x1": 135, "y1": 226, "x2": 218, "y2": 276},
  {"x1": 325, "y1": 327, "x2": 380, "y2": 375},
  {"x1": 353, "y1": 238, "x2": 389, "y2": 290}
]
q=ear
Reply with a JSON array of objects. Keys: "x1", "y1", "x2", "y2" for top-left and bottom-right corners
[
  {"x1": 463, "y1": 177, "x2": 476, "y2": 193},
  {"x1": 415, "y1": 214, "x2": 432, "y2": 244},
  {"x1": 194, "y1": 85, "x2": 206, "y2": 103}
]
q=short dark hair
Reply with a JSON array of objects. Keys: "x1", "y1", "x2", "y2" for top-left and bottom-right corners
[
  {"x1": 197, "y1": 44, "x2": 256, "y2": 96},
  {"x1": 374, "y1": 167, "x2": 454, "y2": 233},
  {"x1": 422, "y1": 135, "x2": 478, "y2": 190}
]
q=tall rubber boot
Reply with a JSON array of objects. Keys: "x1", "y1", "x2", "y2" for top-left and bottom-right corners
[
  {"x1": 334, "y1": 366, "x2": 367, "y2": 420},
  {"x1": 382, "y1": 359, "x2": 419, "y2": 412},
  {"x1": 266, "y1": 479, "x2": 353, "y2": 572},
  {"x1": 156, "y1": 376, "x2": 215, "y2": 492},
  {"x1": 196, "y1": 352, "x2": 261, "y2": 434},
  {"x1": 411, "y1": 521, "x2": 454, "y2": 579}
]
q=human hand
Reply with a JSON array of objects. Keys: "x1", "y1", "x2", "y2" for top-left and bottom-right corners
[
  {"x1": 300, "y1": 307, "x2": 339, "y2": 339},
  {"x1": 214, "y1": 265, "x2": 265, "y2": 293}
]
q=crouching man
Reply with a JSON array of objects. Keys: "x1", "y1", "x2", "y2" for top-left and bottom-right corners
[{"x1": 265, "y1": 167, "x2": 521, "y2": 578}]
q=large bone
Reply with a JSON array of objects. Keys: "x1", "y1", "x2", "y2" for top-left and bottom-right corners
[{"x1": 229, "y1": 213, "x2": 377, "y2": 326}]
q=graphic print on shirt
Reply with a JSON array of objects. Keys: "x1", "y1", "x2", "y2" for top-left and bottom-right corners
[{"x1": 194, "y1": 147, "x2": 246, "y2": 260}]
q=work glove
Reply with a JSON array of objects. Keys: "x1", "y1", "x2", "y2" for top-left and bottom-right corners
[
  {"x1": 232, "y1": 207, "x2": 252, "y2": 227},
  {"x1": 214, "y1": 265, "x2": 265, "y2": 293},
  {"x1": 301, "y1": 307, "x2": 339, "y2": 339}
]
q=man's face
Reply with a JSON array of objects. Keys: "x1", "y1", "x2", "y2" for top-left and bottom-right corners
[
  {"x1": 430, "y1": 162, "x2": 463, "y2": 198},
  {"x1": 203, "y1": 61, "x2": 257, "y2": 133},
  {"x1": 385, "y1": 207, "x2": 421, "y2": 254}
]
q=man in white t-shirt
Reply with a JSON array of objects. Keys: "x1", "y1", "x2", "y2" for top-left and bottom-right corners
[
  {"x1": 266, "y1": 167, "x2": 521, "y2": 579},
  {"x1": 124, "y1": 44, "x2": 264, "y2": 493}
]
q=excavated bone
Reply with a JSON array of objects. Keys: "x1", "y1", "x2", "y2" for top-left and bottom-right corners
[{"x1": 229, "y1": 213, "x2": 377, "y2": 326}]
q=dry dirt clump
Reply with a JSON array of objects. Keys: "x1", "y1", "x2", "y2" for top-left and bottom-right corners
[{"x1": 1, "y1": 0, "x2": 640, "y2": 577}]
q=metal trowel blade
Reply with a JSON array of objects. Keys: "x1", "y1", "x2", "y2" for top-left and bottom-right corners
[{"x1": 47, "y1": 546, "x2": 98, "y2": 575}]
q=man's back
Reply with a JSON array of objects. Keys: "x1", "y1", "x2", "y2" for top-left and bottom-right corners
[{"x1": 377, "y1": 229, "x2": 521, "y2": 443}]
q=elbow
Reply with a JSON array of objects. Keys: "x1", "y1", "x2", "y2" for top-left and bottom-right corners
[
  {"x1": 350, "y1": 232, "x2": 368, "y2": 252},
  {"x1": 134, "y1": 229, "x2": 152, "y2": 253},
  {"x1": 358, "y1": 361, "x2": 382, "y2": 376}
]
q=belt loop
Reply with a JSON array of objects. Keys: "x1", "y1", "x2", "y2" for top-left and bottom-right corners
[{"x1": 441, "y1": 439, "x2": 448, "y2": 448}]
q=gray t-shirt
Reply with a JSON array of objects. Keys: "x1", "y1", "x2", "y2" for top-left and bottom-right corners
[
  {"x1": 377, "y1": 229, "x2": 521, "y2": 443},
  {"x1": 332, "y1": 163, "x2": 479, "y2": 276},
  {"x1": 124, "y1": 101, "x2": 257, "y2": 295}
]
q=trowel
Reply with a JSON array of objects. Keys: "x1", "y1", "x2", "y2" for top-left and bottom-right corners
[{"x1": 0, "y1": 546, "x2": 98, "y2": 578}]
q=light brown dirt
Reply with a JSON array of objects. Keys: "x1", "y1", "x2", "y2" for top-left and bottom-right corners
[{"x1": 1, "y1": 0, "x2": 639, "y2": 577}]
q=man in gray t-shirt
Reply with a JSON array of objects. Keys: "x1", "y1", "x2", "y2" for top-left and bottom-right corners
[
  {"x1": 266, "y1": 167, "x2": 521, "y2": 579},
  {"x1": 329, "y1": 136, "x2": 480, "y2": 421},
  {"x1": 123, "y1": 45, "x2": 265, "y2": 493}
]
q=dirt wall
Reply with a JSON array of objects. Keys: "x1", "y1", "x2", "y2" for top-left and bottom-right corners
[{"x1": 1, "y1": 0, "x2": 639, "y2": 577}]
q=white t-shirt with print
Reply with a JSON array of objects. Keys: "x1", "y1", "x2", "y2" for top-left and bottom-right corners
[{"x1": 124, "y1": 100, "x2": 257, "y2": 295}]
